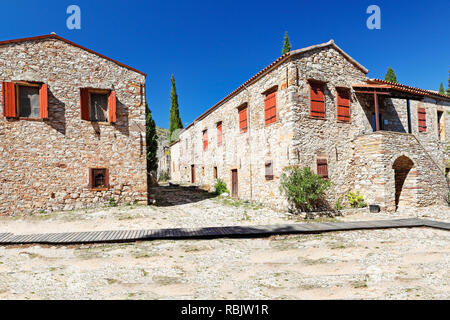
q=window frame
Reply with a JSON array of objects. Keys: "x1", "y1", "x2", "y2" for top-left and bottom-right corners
[
  {"x1": 238, "y1": 104, "x2": 248, "y2": 134},
  {"x1": 80, "y1": 88, "x2": 116, "y2": 123},
  {"x1": 316, "y1": 158, "x2": 329, "y2": 180},
  {"x1": 89, "y1": 167, "x2": 110, "y2": 191},
  {"x1": 202, "y1": 129, "x2": 208, "y2": 151},
  {"x1": 16, "y1": 83, "x2": 41, "y2": 119},
  {"x1": 309, "y1": 80, "x2": 326, "y2": 119},
  {"x1": 265, "y1": 160, "x2": 274, "y2": 181},
  {"x1": 418, "y1": 107, "x2": 427, "y2": 133},
  {"x1": 336, "y1": 87, "x2": 351, "y2": 123},
  {"x1": 89, "y1": 89, "x2": 110, "y2": 123},
  {"x1": 217, "y1": 122, "x2": 223, "y2": 146},
  {"x1": 263, "y1": 88, "x2": 277, "y2": 126}
]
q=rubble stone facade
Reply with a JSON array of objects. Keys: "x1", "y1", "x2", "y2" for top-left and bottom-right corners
[
  {"x1": 170, "y1": 40, "x2": 450, "y2": 212},
  {"x1": 0, "y1": 35, "x2": 147, "y2": 215}
]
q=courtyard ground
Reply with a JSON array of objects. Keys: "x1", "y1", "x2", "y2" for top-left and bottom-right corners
[{"x1": 0, "y1": 185, "x2": 448, "y2": 299}]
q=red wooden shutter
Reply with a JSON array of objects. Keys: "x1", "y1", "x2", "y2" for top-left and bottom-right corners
[
  {"x1": 2, "y1": 82, "x2": 16, "y2": 118},
  {"x1": 217, "y1": 122, "x2": 222, "y2": 146},
  {"x1": 239, "y1": 106, "x2": 247, "y2": 133},
  {"x1": 418, "y1": 108, "x2": 426, "y2": 132},
  {"x1": 310, "y1": 82, "x2": 325, "y2": 118},
  {"x1": 108, "y1": 90, "x2": 117, "y2": 123},
  {"x1": 264, "y1": 91, "x2": 277, "y2": 125},
  {"x1": 317, "y1": 158, "x2": 328, "y2": 179},
  {"x1": 203, "y1": 130, "x2": 208, "y2": 150},
  {"x1": 39, "y1": 84, "x2": 48, "y2": 119},
  {"x1": 88, "y1": 168, "x2": 94, "y2": 189},
  {"x1": 104, "y1": 168, "x2": 110, "y2": 188},
  {"x1": 80, "y1": 88, "x2": 90, "y2": 121},
  {"x1": 336, "y1": 88, "x2": 350, "y2": 122}
]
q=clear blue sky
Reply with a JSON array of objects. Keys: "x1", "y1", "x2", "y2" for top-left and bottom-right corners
[{"x1": 1, "y1": 0, "x2": 449, "y2": 128}]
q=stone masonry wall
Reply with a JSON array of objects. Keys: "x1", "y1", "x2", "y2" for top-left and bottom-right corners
[
  {"x1": 353, "y1": 131, "x2": 448, "y2": 211},
  {"x1": 0, "y1": 38, "x2": 147, "y2": 215},
  {"x1": 170, "y1": 44, "x2": 450, "y2": 212}
]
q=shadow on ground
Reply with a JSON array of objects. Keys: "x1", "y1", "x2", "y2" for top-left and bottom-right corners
[{"x1": 151, "y1": 184, "x2": 217, "y2": 207}]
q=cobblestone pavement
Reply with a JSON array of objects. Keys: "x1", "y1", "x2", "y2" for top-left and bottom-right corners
[{"x1": 0, "y1": 186, "x2": 448, "y2": 299}]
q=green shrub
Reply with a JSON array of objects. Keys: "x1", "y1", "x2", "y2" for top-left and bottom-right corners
[
  {"x1": 214, "y1": 178, "x2": 229, "y2": 195},
  {"x1": 279, "y1": 166, "x2": 331, "y2": 212},
  {"x1": 334, "y1": 196, "x2": 344, "y2": 211},
  {"x1": 158, "y1": 171, "x2": 170, "y2": 182},
  {"x1": 108, "y1": 198, "x2": 118, "y2": 207},
  {"x1": 346, "y1": 191, "x2": 367, "y2": 208}
]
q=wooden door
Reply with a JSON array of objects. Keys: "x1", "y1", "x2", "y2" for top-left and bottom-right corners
[
  {"x1": 191, "y1": 165, "x2": 195, "y2": 183},
  {"x1": 231, "y1": 169, "x2": 238, "y2": 198}
]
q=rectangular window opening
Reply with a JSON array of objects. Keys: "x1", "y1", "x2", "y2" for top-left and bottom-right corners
[
  {"x1": 265, "y1": 161, "x2": 274, "y2": 181},
  {"x1": 90, "y1": 92, "x2": 109, "y2": 122},
  {"x1": 317, "y1": 158, "x2": 328, "y2": 180},
  {"x1": 336, "y1": 88, "x2": 350, "y2": 122},
  {"x1": 17, "y1": 85, "x2": 41, "y2": 118},
  {"x1": 89, "y1": 168, "x2": 109, "y2": 190},
  {"x1": 238, "y1": 105, "x2": 248, "y2": 133}
]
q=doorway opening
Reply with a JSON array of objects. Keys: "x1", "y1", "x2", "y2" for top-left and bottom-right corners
[{"x1": 392, "y1": 156, "x2": 414, "y2": 210}]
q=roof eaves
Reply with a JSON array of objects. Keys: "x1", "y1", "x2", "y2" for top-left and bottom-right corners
[
  {"x1": 369, "y1": 79, "x2": 450, "y2": 101},
  {"x1": 0, "y1": 34, "x2": 147, "y2": 77},
  {"x1": 181, "y1": 40, "x2": 369, "y2": 133}
]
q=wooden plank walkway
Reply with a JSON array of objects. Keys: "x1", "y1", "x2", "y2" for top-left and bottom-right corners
[{"x1": 0, "y1": 218, "x2": 448, "y2": 246}]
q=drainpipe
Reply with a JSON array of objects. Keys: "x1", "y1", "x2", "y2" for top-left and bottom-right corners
[
  {"x1": 242, "y1": 83, "x2": 253, "y2": 201},
  {"x1": 406, "y1": 99, "x2": 412, "y2": 134}
]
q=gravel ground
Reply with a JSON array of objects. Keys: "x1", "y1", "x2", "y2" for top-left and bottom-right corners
[
  {"x1": 0, "y1": 227, "x2": 448, "y2": 300},
  {"x1": 0, "y1": 185, "x2": 448, "y2": 235},
  {"x1": 0, "y1": 185, "x2": 448, "y2": 300}
]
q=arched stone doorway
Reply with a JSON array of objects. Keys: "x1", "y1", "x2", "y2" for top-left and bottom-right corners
[{"x1": 392, "y1": 156, "x2": 415, "y2": 210}]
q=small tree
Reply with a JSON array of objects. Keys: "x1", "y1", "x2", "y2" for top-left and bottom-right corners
[
  {"x1": 145, "y1": 102, "x2": 158, "y2": 174},
  {"x1": 279, "y1": 166, "x2": 331, "y2": 212},
  {"x1": 169, "y1": 75, "x2": 183, "y2": 142},
  {"x1": 384, "y1": 67, "x2": 398, "y2": 83},
  {"x1": 282, "y1": 32, "x2": 291, "y2": 55},
  {"x1": 439, "y1": 82, "x2": 445, "y2": 95}
]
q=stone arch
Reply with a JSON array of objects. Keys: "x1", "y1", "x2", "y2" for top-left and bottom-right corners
[{"x1": 392, "y1": 155, "x2": 415, "y2": 210}]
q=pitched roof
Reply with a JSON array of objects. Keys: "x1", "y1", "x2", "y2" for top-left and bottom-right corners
[
  {"x1": 358, "y1": 79, "x2": 450, "y2": 101},
  {"x1": 180, "y1": 40, "x2": 368, "y2": 133},
  {"x1": 0, "y1": 34, "x2": 146, "y2": 77}
]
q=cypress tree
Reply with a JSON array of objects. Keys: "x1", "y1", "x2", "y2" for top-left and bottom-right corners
[
  {"x1": 145, "y1": 102, "x2": 158, "y2": 174},
  {"x1": 439, "y1": 82, "x2": 445, "y2": 95},
  {"x1": 169, "y1": 75, "x2": 183, "y2": 142},
  {"x1": 384, "y1": 67, "x2": 398, "y2": 83},
  {"x1": 282, "y1": 32, "x2": 291, "y2": 55}
]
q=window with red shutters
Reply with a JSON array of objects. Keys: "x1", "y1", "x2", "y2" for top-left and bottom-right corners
[
  {"x1": 2, "y1": 82, "x2": 48, "y2": 119},
  {"x1": 336, "y1": 88, "x2": 350, "y2": 122},
  {"x1": 238, "y1": 105, "x2": 248, "y2": 133},
  {"x1": 309, "y1": 82, "x2": 325, "y2": 118},
  {"x1": 217, "y1": 122, "x2": 222, "y2": 146},
  {"x1": 418, "y1": 108, "x2": 427, "y2": 132},
  {"x1": 203, "y1": 129, "x2": 208, "y2": 150},
  {"x1": 2, "y1": 82, "x2": 16, "y2": 118},
  {"x1": 80, "y1": 88, "x2": 116, "y2": 122},
  {"x1": 317, "y1": 158, "x2": 328, "y2": 179},
  {"x1": 264, "y1": 91, "x2": 277, "y2": 125}
]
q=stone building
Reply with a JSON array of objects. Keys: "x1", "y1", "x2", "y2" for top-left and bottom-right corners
[
  {"x1": 0, "y1": 34, "x2": 147, "y2": 215},
  {"x1": 170, "y1": 40, "x2": 450, "y2": 212}
]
